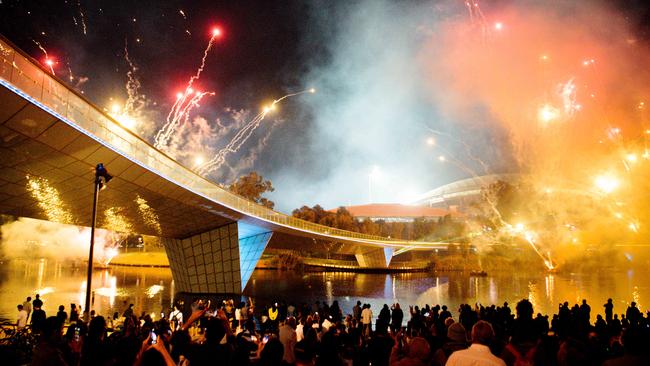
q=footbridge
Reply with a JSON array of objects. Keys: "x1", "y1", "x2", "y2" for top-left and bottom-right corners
[{"x1": 0, "y1": 37, "x2": 449, "y2": 294}]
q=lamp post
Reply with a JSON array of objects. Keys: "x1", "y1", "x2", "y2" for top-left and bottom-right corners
[
  {"x1": 368, "y1": 165, "x2": 380, "y2": 203},
  {"x1": 84, "y1": 163, "x2": 112, "y2": 322}
]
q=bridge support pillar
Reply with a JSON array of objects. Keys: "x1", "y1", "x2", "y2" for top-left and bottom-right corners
[
  {"x1": 162, "y1": 222, "x2": 272, "y2": 294},
  {"x1": 355, "y1": 247, "x2": 394, "y2": 268}
]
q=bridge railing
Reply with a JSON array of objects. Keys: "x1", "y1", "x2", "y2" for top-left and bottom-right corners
[{"x1": 0, "y1": 38, "x2": 445, "y2": 247}]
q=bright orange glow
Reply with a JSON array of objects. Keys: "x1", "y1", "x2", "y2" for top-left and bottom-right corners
[{"x1": 594, "y1": 174, "x2": 620, "y2": 194}]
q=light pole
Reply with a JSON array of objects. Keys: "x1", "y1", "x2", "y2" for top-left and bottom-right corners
[
  {"x1": 368, "y1": 165, "x2": 380, "y2": 203},
  {"x1": 84, "y1": 163, "x2": 112, "y2": 322}
]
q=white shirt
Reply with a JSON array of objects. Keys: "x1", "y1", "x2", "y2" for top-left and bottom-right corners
[
  {"x1": 169, "y1": 309, "x2": 183, "y2": 330},
  {"x1": 361, "y1": 308, "x2": 373, "y2": 325},
  {"x1": 446, "y1": 343, "x2": 506, "y2": 366},
  {"x1": 296, "y1": 324, "x2": 304, "y2": 342},
  {"x1": 17, "y1": 310, "x2": 28, "y2": 328},
  {"x1": 321, "y1": 318, "x2": 332, "y2": 331}
]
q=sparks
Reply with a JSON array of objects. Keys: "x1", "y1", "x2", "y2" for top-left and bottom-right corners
[{"x1": 196, "y1": 89, "x2": 315, "y2": 175}]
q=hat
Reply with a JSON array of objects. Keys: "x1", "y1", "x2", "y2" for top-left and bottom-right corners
[{"x1": 447, "y1": 322, "x2": 467, "y2": 343}]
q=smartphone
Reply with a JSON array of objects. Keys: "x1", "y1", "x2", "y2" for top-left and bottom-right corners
[
  {"x1": 151, "y1": 330, "x2": 158, "y2": 345},
  {"x1": 263, "y1": 335, "x2": 269, "y2": 344},
  {"x1": 74, "y1": 327, "x2": 81, "y2": 342}
]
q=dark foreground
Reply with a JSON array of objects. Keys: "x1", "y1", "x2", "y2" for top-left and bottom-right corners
[{"x1": 2, "y1": 294, "x2": 650, "y2": 366}]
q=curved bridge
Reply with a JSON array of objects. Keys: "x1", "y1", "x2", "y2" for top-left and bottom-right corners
[{"x1": 0, "y1": 38, "x2": 451, "y2": 293}]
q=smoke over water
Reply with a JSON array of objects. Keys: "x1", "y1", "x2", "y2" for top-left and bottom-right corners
[
  {"x1": 1, "y1": 217, "x2": 120, "y2": 265},
  {"x1": 271, "y1": 0, "x2": 650, "y2": 268}
]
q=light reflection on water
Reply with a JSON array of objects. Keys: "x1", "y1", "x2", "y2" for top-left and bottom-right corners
[{"x1": 1, "y1": 259, "x2": 649, "y2": 322}]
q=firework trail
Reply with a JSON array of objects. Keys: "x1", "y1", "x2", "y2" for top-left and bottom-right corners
[
  {"x1": 429, "y1": 137, "x2": 556, "y2": 269},
  {"x1": 464, "y1": 0, "x2": 489, "y2": 38},
  {"x1": 77, "y1": 0, "x2": 88, "y2": 35},
  {"x1": 426, "y1": 128, "x2": 491, "y2": 174},
  {"x1": 123, "y1": 40, "x2": 145, "y2": 115},
  {"x1": 32, "y1": 39, "x2": 55, "y2": 74},
  {"x1": 155, "y1": 90, "x2": 215, "y2": 149},
  {"x1": 197, "y1": 89, "x2": 315, "y2": 175},
  {"x1": 154, "y1": 29, "x2": 221, "y2": 149}
]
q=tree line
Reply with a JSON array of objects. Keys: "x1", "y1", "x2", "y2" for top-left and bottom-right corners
[{"x1": 228, "y1": 172, "x2": 465, "y2": 241}]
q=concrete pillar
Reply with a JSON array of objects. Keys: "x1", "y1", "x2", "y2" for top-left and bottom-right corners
[
  {"x1": 162, "y1": 222, "x2": 272, "y2": 294},
  {"x1": 355, "y1": 247, "x2": 394, "y2": 268}
]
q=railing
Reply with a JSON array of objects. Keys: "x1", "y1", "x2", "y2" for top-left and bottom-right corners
[{"x1": 0, "y1": 37, "x2": 448, "y2": 248}]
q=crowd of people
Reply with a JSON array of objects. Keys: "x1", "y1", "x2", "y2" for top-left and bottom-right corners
[{"x1": 11, "y1": 293, "x2": 650, "y2": 365}]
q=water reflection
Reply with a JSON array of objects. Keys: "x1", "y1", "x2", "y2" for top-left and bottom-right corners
[
  {"x1": 1, "y1": 260, "x2": 649, "y2": 322},
  {"x1": 0, "y1": 259, "x2": 173, "y2": 322}
]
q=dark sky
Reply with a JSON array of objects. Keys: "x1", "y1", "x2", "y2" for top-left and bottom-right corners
[
  {"x1": 0, "y1": 0, "x2": 313, "y2": 106},
  {"x1": 1, "y1": 1, "x2": 649, "y2": 213}
]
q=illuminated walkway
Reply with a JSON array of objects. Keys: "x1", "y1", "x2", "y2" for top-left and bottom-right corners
[{"x1": 0, "y1": 37, "x2": 448, "y2": 294}]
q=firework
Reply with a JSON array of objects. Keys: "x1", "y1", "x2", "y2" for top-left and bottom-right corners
[
  {"x1": 196, "y1": 89, "x2": 315, "y2": 175},
  {"x1": 154, "y1": 27, "x2": 222, "y2": 150}
]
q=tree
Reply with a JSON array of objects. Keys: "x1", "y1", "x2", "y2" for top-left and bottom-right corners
[{"x1": 228, "y1": 172, "x2": 275, "y2": 209}]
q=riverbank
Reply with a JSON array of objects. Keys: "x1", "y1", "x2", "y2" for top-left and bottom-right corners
[{"x1": 108, "y1": 251, "x2": 169, "y2": 267}]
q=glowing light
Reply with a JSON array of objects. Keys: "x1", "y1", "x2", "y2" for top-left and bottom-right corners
[
  {"x1": 540, "y1": 54, "x2": 549, "y2": 61},
  {"x1": 110, "y1": 103, "x2": 121, "y2": 114},
  {"x1": 309, "y1": 88, "x2": 316, "y2": 93},
  {"x1": 135, "y1": 195, "x2": 162, "y2": 235},
  {"x1": 146, "y1": 284, "x2": 164, "y2": 298},
  {"x1": 176, "y1": 92, "x2": 183, "y2": 99},
  {"x1": 514, "y1": 223, "x2": 525, "y2": 232},
  {"x1": 194, "y1": 155, "x2": 205, "y2": 166},
  {"x1": 438, "y1": 155, "x2": 446, "y2": 162},
  {"x1": 614, "y1": 212, "x2": 623, "y2": 219},
  {"x1": 103, "y1": 247, "x2": 119, "y2": 264},
  {"x1": 594, "y1": 174, "x2": 620, "y2": 194},
  {"x1": 494, "y1": 22, "x2": 503, "y2": 30},
  {"x1": 625, "y1": 153, "x2": 637, "y2": 163},
  {"x1": 629, "y1": 222, "x2": 639, "y2": 233},
  {"x1": 538, "y1": 104, "x2": 560, "y2": 124},
  {"x1": 34, "y1": 287, "x2": 55, "y2": 295},
  {"x1": 43, "y1": 57, "x2": 56, "y2": 74},
  {"x1": 103, "y1": 207, "x2": 133, "y2": 233},
  {"x1": 211, "y1": 27, "x2": 222, "y2": 37},
  {"x1": 608, "y1": 127, "x2": 621, "y2": 138},
  {"x1": 426, "y1": 137, "x2": 436, "y2": 146},
  {"x1": 26, "y1": 176, "x2": 74, "y2": 223}
]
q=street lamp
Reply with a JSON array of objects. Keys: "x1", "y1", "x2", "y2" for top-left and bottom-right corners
[
  {"x1": 368, "y1": 165, "x2": 381, "y2": 203},
  {"x1": 84, "y1": 163, "x2": 112, "y2": 321}
]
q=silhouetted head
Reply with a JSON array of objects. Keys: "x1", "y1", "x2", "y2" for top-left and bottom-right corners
[
  {"x1": 471, "y1": 320, "x2": 495, "y2": 346},
  {"x1": 516, "y1": 299, "x2": 534, "y2": 319}
]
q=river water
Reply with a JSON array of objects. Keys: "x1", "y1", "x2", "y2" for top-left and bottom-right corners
[{"x1": 1, "y1": 259, "x2": 648, "y2": 322}]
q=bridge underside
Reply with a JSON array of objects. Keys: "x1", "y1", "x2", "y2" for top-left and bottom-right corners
[{"x1": 0, "y1": 80, "x2": 408, "y2": 294}]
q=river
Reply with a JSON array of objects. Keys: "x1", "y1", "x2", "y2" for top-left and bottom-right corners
[{"x1": 1, "y1": 259, "x2": 648, "y2": 323}]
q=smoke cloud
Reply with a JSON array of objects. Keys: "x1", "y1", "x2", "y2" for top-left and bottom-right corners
[{"x1": 1, "y1": 217, "x2": 119, "y2": 265}]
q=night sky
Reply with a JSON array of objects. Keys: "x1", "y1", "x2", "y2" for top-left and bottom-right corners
[{"x1": 1, "y1": 1, "x2": 650, "y2": 213}]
